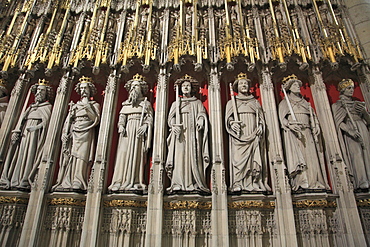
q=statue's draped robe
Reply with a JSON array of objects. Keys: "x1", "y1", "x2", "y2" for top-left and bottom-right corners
[
  {"x1": 0, "y1": 96, "x2": 8, "y2": 126},
  {"x1": 109, "y1": 99, "x2": 153, "y2": 190},
  {"x1": 53, "y1": 100, "x2": 100, "y2": 190},
  {"x1": 332, "y1": 97, "x2": 370, "y2": 189},
  {"x1": 166, "y1": 97, "x2": 209, "y2": 192},
  {"x1": 0, "y1": 101, "x2": 52, "y2": 188},
  {"x1": 279, "y1": 96, "x2": 329, "y2": 190},
  {"x1": 225, "y1": 95, "x2": 270, "y2": 191}
]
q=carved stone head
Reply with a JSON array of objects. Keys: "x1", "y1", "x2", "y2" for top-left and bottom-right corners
[
  {"x1": 31, "y1": 79, "x2": 54, "y2": 102},
  {"x1": 125, "y1": 73, "x2": 149, "y2": 96},
  {"x1": 75, "y1": 76, "x2": 97, "y2": 97},
  {"x1": 281, "y1": 74, "x2": 302, "y2": 93},
  {"x1": 174, "y1": 74, "x2": 199, "y2": 96},
  {"x1": 232, "y1": 73, "x2": 251, "y2": 93}
]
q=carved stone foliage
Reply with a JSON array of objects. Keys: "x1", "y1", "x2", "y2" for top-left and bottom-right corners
[
  {"x1": 100, "y1": 207, "x2": 147, "y2": 247},
  {"x1": 163, "y1": 207, "x2": 211, "y2": 247},
  {"x1": 0, "y1": 203, "x2": 27, "y2": 247},
  {"x1": 228, "y1": 208, "x2": 276, "y2": 247},
  {"x1": 358, "y1": 207, "x2": 370, "y2": 245},
  {"x1": 294, "y1": 207, "x2": 344, "y2": 247},
  {"x1": 40, "y1": 204, "x2": 85, "y2": 246}
]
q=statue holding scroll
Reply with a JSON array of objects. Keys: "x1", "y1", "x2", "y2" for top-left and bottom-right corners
[
  {"x1": 332, "y1": 79, "x2": 370, "y2": 189},
  {"x1": 225, "y1": 73, "x2": 270, "y2": 192},
  {"x1": 53, "y1": 76, "x2": 100, "y2": 191},
  {"x1": 0, "y1": 79, "x2": 53, "y2": 189},
  {"x1": 165, "y1": 75, "x2": 210, "y2": 193},
  {"x1": 278, "y1": 75, "x2": 329, "y2": 191},
  {"x1": 109, "y1": 74, "x2": 153, "y2": 192}
]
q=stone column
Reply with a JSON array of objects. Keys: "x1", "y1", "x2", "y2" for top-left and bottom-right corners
[
  {"x1": 18, "y1": 71, "x2": 74, "y2": 246},
  {"x1": 79, "y1": 70, "x2": 119, "y2": 247},
  {"x1": 309, "y1": 66, "x2": 367, "y2": 246},
  {"x1": 0, "y1": 74, "x2": 29, "y2": 165},
  {"x1": 145, "y1": 68, "x2": 168, "y2": 247},
  {"x1": 357, "y1": 65, "x2": 370, "y2": 110},
  {"x1": 342, "y1": 0, "x2": 370, "y2": 64},
  {"x1": 259, "y1": 66, "x2": 298, "y2": 247},
  {"x1": 209, "y1": 67, "x2": 229, "y2": 247}
]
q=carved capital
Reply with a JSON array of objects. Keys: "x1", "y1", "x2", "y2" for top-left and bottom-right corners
[
  {"x1": 57, "y1": 73, "x2": 71, "y2": 95},
  {"x1": 48, "y1": 198, "x2": 86, "y2": 207},
  {"x1": 11, "y1": 76, "x2": 29, "y2": 97},
  {"x1": 293, "y1": 199, "x2": 337, "y2": 208},
  {"x1": 228, "y1": 200, "x2": 275, "y2": 209},
  {"x1": 163, "y1": 201, "x2": 212, "y2": 210},
  {"x1": 309, "y1": 67, "x2": 326, "y2": 91},
  {"x1": 105, "y1": 73, "x2": 119, "y2": 94},
  {"x1": 103, "y1": 200, "x2": 147, "y2": 208},
  {"x1": 0, "y1": 196, "x2": 28, "y2": 205},
  {"x1": 156, "y1": 71, "x2": 168, "y2": 91}
]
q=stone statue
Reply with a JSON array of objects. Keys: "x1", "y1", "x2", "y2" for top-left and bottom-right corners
[
  {"x1": 332, "y1": 79, "x2": 370, "y2": 189},
  {"x1": 109, "y1": 74, "x2": 153, "y2": 192},
  {"x1": 0, "y1": 79, "x2": 53, "y2": 189},
  {"x1": 278, "y1": 74, "x2": 329, "y2": 191},
  {"x1": 0, "y1": 79, "x2": 9, "y2": 126},
  {"x1": 225, "y1": 73, "x2": 270, "y2": 192},
  {"x1": 165, "y1": 74, "x2": 210, "y2": 193},
  {"x1": 53, "y1": 76, "x2": 100, "y2": 191}
]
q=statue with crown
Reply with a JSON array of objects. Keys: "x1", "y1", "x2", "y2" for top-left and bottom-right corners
[
  {"x1": 0, "y1": 79, "x2": 9, "y2": 126},
  {"x1": 225, "y1": 73, "x2": 271, "y2": 192},
  {"x1": 165, "y1": 74, "x2": 210, "y2": 193},
  {"x1": 0, "y1": 79, "x2": 53, "y2": 190},
  {"x1": 108, "y1": 74, "x2": 153, "y2": 193},
  {"x1": 332, "y1": 79, "x2": 370, "y2": 190},
  {"x1": 53, "y1": 76, "x2": 100, "y2": 191},
  {"x1": 278, "y1": 74, "x2": 329, "y2": 191}
]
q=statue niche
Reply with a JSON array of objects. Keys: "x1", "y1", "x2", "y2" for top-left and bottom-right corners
[
  {"x1": 165, "y1": 74, "x2": 210, "y2": 193},
  {"x1": 0, "y1": 79, "x2": 53, "y2": 190},
  {"x1": 108, "y1": 74, "x2": 153, "y2": 192},
  {"x1": 53, "y1": 76, "x2": 100, "y2": 192},
  {"x1": 332, "y1": 79, "x2": 370, "y2": 190},
  {"x1": 225, "y1": 73, "x2": 271, "y2": 193},
  {"x1": 278, "y1": 74, "x2": 329, "y2": 191}
]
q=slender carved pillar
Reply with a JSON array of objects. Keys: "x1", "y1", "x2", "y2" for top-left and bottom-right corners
[
  {"x1": 145, "y1": 68, "x2": 168, "y2": 247},
  {"x1": 258, "y1": 66, "x2": 298, "y2": 247},
  {"x1": 341, "y1": 0, "x2": 370, "y2": 64},
  {"x1": 18, "y1": 71, "x2": 74, "y2": 246},
  {"x1": 357, "y1": 65, "x2": 370, "y2": 110},
  {"x1": 0, "y1": 74, "x2": 30, "y2": 165},
  {"x1": 209, "y1": 67, "x2": 229, "y2": 247},
  {"x1": 79, "y1": 70, "x2": 119, "y2": 247},
  {"x1": 309, "y1": 66, "x2": 367, "y2": 246}
]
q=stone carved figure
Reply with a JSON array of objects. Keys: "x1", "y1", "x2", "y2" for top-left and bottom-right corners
[
  {"x1": 109, "y1": 74, "x2": 153, "y2": 192},
  {"x1": 165, "y1": 74, "x2": 210, "y2": 193},
  {"x1": 278, "y1": 75, "x2": 329, "y2": 191},
  {"x1": 0, "y1": 79, "x2": 8, "y2": 126},
  {"x1": 332, "y1": 79, "x2": 370, "y2": 189},
  {"x1": 0, "y1": 79, "x2": 53, "y2": 189},
  {"x1": 53, "y1": 76, "x2": 100, "y2": 191},
  {"x1": 225, "y1": 73, "x2": 270, "y2": 192}
]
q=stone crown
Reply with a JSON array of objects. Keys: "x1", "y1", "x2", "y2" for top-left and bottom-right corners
[
  {"x1": 79, "y1": 76, "x2": 93, "y2": 84},
  {"x1": 132, "y1": 73, "x2": 145, "y2": 81}
]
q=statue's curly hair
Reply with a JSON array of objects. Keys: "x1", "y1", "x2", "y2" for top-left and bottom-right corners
[
  {"x1": 75, "y1": 82, "x2": 97, "y2": 96},
  {"x1": 31, "y1": 84, "x2": 54, "y2": 101},
  {"x1": 282, "y1": 79, "x2": 302, "y2": 93},
  {"x1": 174, "y1": 76, "x2": 199, "y2": 96}
]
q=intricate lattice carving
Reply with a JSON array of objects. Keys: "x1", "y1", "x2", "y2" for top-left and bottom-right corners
[{"x1": 229, "y1": 208, "x2": 276, "y2": 246}]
